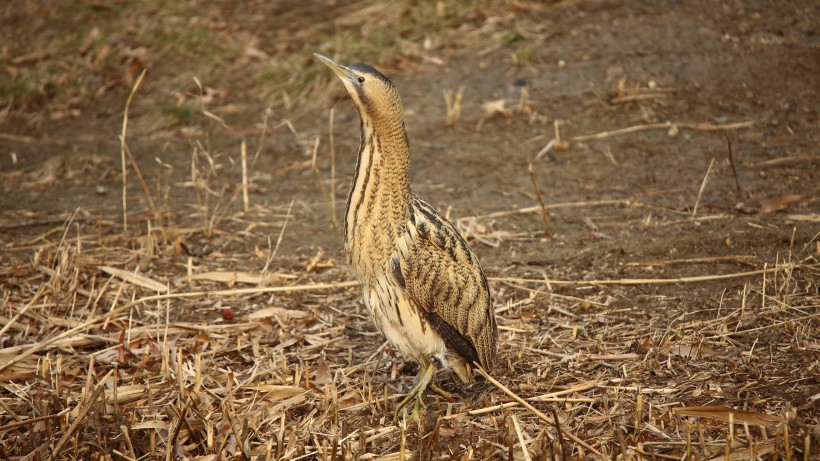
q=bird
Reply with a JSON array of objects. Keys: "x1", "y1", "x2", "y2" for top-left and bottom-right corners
[{"x1": 314, "y1": 53, "x2": 497, "y2": 416}]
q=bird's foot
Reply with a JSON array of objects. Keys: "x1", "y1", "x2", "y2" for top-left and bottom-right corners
[
  {"x1": 430, "y1": 381, "x2": 454, "y2": 401},
  {"x1": 392, "y1": 363, "x2": 435, "y2": 422},
  {"x1": 395, "y1": 395, "x2": 426, "y2": 423}
]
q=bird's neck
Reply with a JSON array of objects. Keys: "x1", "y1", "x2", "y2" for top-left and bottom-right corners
[{"x1": 344, "y1": 116, "x2": 412, "y2": 272}]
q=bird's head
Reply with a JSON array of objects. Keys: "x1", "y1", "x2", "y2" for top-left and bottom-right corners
[{"x1": 314, "y1": 53, "x2": 403, "y2": 126}]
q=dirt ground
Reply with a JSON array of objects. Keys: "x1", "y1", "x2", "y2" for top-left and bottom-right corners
[{"x1": 1, "y1": 1, "x2": 818, "y2": 459}]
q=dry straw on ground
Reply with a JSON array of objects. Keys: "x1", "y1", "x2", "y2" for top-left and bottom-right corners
[
  {"x1": 1, "y1": 190, "x2": 817, "y2": 459},
  {"x1": 2, "y1": 66, "x2": 818, "y2": 461},
  {"x1": 2, "y1": 2, "x2": 819, "y2": 460}
]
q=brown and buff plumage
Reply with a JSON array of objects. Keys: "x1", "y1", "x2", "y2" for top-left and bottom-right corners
[{"x1": 315, "y1": 54, "x2": 497, "y2": 414}]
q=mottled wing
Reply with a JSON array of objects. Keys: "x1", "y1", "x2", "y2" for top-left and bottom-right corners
[{"x1": 394, "y1": 196, "x2": 497, "y2": 369}]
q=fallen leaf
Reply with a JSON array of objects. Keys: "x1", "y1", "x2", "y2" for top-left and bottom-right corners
[{"x1": 315, "y1": 356, "x2": 332, "y2": 385}]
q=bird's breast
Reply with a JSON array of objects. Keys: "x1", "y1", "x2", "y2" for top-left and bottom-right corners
[{"x1": 344, "y1": 137, "x2": 411, "y2": 280}]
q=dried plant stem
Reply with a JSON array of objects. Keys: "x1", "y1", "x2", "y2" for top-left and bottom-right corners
[
  {"x1": 572, "y1": 121, "x2": 754, "y2": 142},
  {"x1": 463, "y1": 199, "x2": 628, "y2": 221},
  {"x1": 533, "y1": 139, "x2": 555, "y2": 162},
  {"x1": 474, "y1": 366, "x2": 602, "y2": 456},
  {"x1": 692, "y1": 157, "x2": 716, "y2": 221},
  {"x1": 527, "y1": 161, "x2": 551, "y2": 238},
  {"x1": 491, "y1": 265, "x2": 792, "y2": 286},
  {"x1": 119, "y1": 425, "x2": 137, "y2": 461},
  {"x1": 0, "y1": 279, "x2": 360, "y2": 374},
  {"x1": 123, "y1": 143, "x2": 158, "y2": 217},
  {"x1": 251, "y1": 108, "x2": 271, "y2": 168},
  {"x1": 553, "y1": 120, "x2": 569, "y2": 150},
  {"x1": 271, "y1": 199, "x2": 295, "y2": 261},
  {"x1": 311, "y1": 136, "x2": 334, "y2": 227},
  {"x1": 130, "y1": 279, "x2": 360, "y2": 305},
  {"x1": 0, "y1": 286, "x2": 43, "y2": 338},
  {"x1": 329, "y1": 107, "x2": 337, "y2": 229},
  {"x1": 724, "y1": 133, "x2": 741, "y2": 194},
  {"x1": 625, "y1": 255, "x2": 757, "y2": 267},
  {"x1": 511, "y1": 415, "x2": 532, "y2": 461},
  {"x1": 0, "y1": 409, "x2": 69, "y2": 432},
  {"x1": 752, "y1": 155, "x2": 820, "y2": 168},
  {"x1": 119, "y1": 68, "x2": 147, "y2": 234},
  {"x1": 443, "y1": 86, "x2": 464, "y2": 127},
  {"x1": 241, "y1": 140, "x2": 250, "y2": 212},
  {"x1": 50, "y1": 369, "x2": 113, "y2": 459}
]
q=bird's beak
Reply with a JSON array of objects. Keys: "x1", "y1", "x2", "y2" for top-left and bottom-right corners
[{"x1": 314, "y1": 53, "x2": 355, "y2": 83}]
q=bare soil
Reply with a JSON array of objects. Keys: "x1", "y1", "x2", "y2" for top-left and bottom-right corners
[{"x1": 1, "y1": 1, "x2": 818, "y2": 460}]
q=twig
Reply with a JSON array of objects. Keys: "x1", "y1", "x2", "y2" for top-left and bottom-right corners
[
  {"x1": 443, "y1": 86, "x2": 464, "y2": 127},
  {"x1": 311, "y1": 136, "x2": 334, "y2": 227},
  {"x1": 473, "y1": 366, "x2": 602, "y2": 456},
  {"x1": 511, "y1": 415, "x2": 532, "y2": 461},
  {"x1": 610, "y1": 93, "x2": 669, "y2": 104},
  {"x1": 551, "y1": 408, "x2": 569, "y2": 461},
  {"x1": 461, "y1": 199, "x2": 630, "y2": 221},
  {"x1": 724, "y1": 133, "x2": 741, "y2": 194},
  {"x1": 424, "y1": 417, "x2": 444, "y2": 461},
  {"x1": 787, "y1": 214, "x2": 820, "y2": 223},
  {"x1": 527, "y1": 162, "x2": 551, "y2": 238},
  {"x1": 101, "y1": 265, "x2": 168, "y2": 293},
  {"x1": 529, "y1": 381, "x2": 601, "y2": 402},
  {"x1": 490, "y1": 264, "x2": 793, "y2": 286},
  {"x1": 241, "y1": 140, "x2": 250, "y2": 212},
  {"x1": 692, "y1": 157, "x2": 715, "y2": 221},
  {"x1": 0, "y1": 280, "x2": 360, "y2": 374},
  {"x1": 329, "y1": 107, "x2": 338, "y2": 229},
  {"x1": 166, "y1": 400, "x2": 191, "y2": 461},
  {"x1": 751, "y1": 155, "x2": 820, "y2": 168},
  {"x1": 193, "y1": 76, "x2": 230, "y2": 129},
  {"x1": 572, "y1": 121, "x2": 754, "y2": 142},
  {"x1": 49, "y1": 370, "x2": 113, "y2": 460},
  {"x1": 0, "y1": 286, "x2": 43, "y2": 338},
  {"x1": 120, "y1": 425, "x2": 137, "y2": 461},
  {"x1": 271, "y1": 199, "x2": 295, "y2": 260},
  {"x1": 625, "y1": 256, "x2": 757, "y2": 267},
  {"x1": 123, "y1": 140, "x2": 157, "y2": 218},
  {"x1": 0, "y1": 408, "x2": 70, "y2": 432},
  {"x1": 533, "y1": 139, "x2": 555, "y2": 162},
  {"x1": 553, "y1": 120, "x2": 569, "y2": 150},
  {"x1": 120, "y1": 68, "x2": 147, "y2": 234},
  {"x1": 464, "y1": 401, "x2": 522, "y2": 416},
  {"x1": 251, "y1": 108, "x2": 271, "y2": 169}
]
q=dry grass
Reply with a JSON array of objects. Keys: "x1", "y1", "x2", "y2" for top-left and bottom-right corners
[
  {"x1": 1, "y1": 173, "x2": 817, "y2": 459},
  {"x1": 2, "y1": 1, "x2": 819, "y2": 460},
  {"x1": 443, "y1": 87, "x2": 465, "y2": 128},
  {"x1": 0, "y1": 1, "x2": 527, "y2": 128}
]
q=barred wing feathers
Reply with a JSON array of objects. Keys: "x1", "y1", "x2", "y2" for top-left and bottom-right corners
[{"x1": 395, "y1": 196, "x2": 497, "y2": 369}]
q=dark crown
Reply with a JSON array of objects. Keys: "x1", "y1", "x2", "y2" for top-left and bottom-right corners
[{"x1": 350, "y1": 64, "x2": 392, "y2": 85}]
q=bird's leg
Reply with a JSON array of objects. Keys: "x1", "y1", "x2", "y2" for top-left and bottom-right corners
[{"x1": 393, "y1": 362, "x2": 435, "y2": 420}]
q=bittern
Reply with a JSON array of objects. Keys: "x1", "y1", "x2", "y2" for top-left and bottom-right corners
[{"x1": 315, "y1": 53, "x2": 497, "y2": 416}]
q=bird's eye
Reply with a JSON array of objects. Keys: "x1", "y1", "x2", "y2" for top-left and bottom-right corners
[{"x1": 357, "y1": 76, "x2": 365, "y2": 83}]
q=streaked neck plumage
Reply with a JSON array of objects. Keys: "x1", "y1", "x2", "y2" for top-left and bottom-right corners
[{"x1": 344, "y1": 106, "x2": 412, "y2": 278}]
